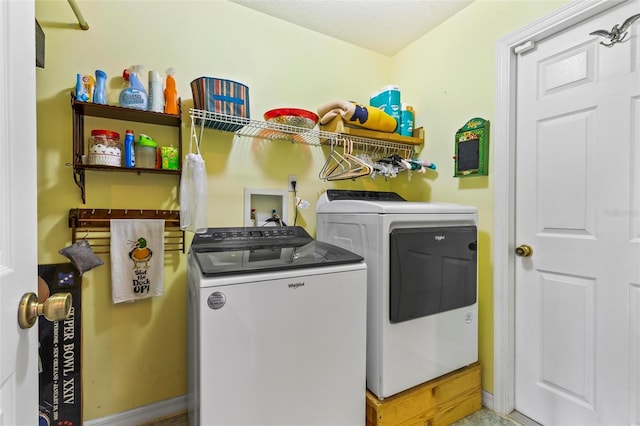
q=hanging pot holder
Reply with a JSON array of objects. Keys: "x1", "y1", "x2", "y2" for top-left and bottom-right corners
[{"x1": 59, "y1": 239, "x2": 104, "y2": 275}]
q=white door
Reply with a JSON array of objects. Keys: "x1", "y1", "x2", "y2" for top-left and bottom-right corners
[
  {"x1": 515, "y1": 0, "x2": 640, "y2": 424},
  {"x1": 0, "y1": 0, "x2": 39, "y2": 424}
]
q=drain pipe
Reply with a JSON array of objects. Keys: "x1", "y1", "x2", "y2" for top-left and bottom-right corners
[{"x1": 67, "y1": 0, "x2": 89, "y2": 30}]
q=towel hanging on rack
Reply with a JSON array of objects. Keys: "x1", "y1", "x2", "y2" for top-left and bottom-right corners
[{"x1": 110, "y1": 219, "x2": 165, "y2": 303}]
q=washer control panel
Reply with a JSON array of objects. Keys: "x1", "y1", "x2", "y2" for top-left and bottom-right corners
[{"x1": 191, "y1": 226, "x2": 313, "y2": 250}]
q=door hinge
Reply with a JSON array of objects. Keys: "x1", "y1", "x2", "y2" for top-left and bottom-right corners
[{"x1": 514, "y1": 40, "x2": 535, "y2": 55}]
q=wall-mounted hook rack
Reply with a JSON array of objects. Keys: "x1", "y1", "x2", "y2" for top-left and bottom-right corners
[{"x1": 68, "y1": 208, "x2": 184, "y2": 254}]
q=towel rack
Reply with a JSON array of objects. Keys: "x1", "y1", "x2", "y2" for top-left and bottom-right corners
[{"x1": 68, "y1": 209, "x2": 185, "y2": 254}]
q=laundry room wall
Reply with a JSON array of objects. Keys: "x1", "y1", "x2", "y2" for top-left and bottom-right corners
[
  {"x1": 389, "y1": 0, "x2": 569, "y2": 394},
  {"x1": 34, "y1": 0, "x2": 567, "y2": 421},
  {"x1": 35, "y1": 0, "x2": 393, "y2": 421}
]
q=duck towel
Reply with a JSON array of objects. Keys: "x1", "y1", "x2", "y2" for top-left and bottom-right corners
[{"x1": 110, "y1": 219, "x2": 165, "y2": 303}]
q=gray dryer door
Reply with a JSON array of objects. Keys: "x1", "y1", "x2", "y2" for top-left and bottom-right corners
[{"x1": 389, "y1": 226, "x2": 477, "y2": 323}]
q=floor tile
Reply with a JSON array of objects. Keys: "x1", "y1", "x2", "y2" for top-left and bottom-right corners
[{"x1": 451, "y1": 408, "x2": 522, "y2": 426}]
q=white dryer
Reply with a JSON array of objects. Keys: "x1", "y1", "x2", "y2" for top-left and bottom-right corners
[{"x1": 316, "y1": 190, "x2": 478, "y2": 400}]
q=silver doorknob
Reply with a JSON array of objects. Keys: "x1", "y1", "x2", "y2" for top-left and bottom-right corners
[
  {"x1": 515, "y1": 244, "x2": 533, "y2": 257},
  {"x1": 17, "y1": 292, "x2": 72, "y2": 329}
]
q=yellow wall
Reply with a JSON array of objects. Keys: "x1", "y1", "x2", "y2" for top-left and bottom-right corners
[{"x1": 35, "y1": 0, "x2": 566, "y2": 420}]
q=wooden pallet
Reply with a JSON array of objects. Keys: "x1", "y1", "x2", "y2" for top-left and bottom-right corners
[{"x1": 366, "y1": 362, "x2": 482, "y2": 426}]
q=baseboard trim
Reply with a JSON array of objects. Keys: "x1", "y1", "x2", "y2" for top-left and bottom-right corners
[
  {"x1": 82, "y1": 390, "x2": 493, "y2": 425},
  {"x1": 482, "y1": 390, "x2": 494, "y2": 410},
  {"x1": 84, "y1": 395, "x2": 187, "y2": 426}
]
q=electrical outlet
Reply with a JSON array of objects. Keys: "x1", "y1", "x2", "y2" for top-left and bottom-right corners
[{"x1": 288, "y1": 175, "x2": 297, "y2": 192}]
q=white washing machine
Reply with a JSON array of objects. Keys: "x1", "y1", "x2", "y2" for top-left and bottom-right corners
[
  {"x1": 187, "y1": 226, "x2": 367, "y2": 425},
  {"x1": 316, "y1": 190, "x2": 478, "y2": 400}
]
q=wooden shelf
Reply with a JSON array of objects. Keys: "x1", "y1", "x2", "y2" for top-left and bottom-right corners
[
  {"x1": 71, "y1": 93, "x2": 183, "y2": 203},
  {"x1": 74, "y1": 164, "x2": 181, "y2": 175},
  {"x1": 319, "y1": 116, "x2": 424, "y2": 146},
  {"x1": 72, "y1": 98, "x2": 181, "y2": 127}
]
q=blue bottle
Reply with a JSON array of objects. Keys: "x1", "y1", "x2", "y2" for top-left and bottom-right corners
[
  {"x1": 93, "y1": 69, "x2": 107, "y2": 104},
  {"x1": 124, "y1": 130, "x2": 135, "y2": 168}
]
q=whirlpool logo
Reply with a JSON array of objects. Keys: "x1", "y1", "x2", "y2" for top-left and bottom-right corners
[
  {"x1": 288, "y1": 282, "x2": 305, "y2": 289},
  {"x1": 435, "y1": 235, "x2": 446, "y2": 242}
]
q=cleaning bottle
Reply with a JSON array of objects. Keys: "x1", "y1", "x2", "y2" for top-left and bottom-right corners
[
  {"x1": 148, "y1": 70, "x2": 163, "y2": 113},
  {"x1": 163, "y1": 67, "x2": 179, "y2": 115},
  {"x1": 123, "y1": 130, "x2": 135, "y2": 168},
  {"x1": 93, "y1": 69, "x2": 107, "y2": 104},
  {"x1": 75, "y1": 74, "x2": 95, "y2": 102},
  {"x1": 119, "y1": 65, "x2": 148, "y2": 110},
  {"x1": 116, "y1": 69, "x2": 130, "y2": 104}
]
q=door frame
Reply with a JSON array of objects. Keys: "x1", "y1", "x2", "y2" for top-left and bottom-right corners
[{"x1": 492, "y1": 0, "x2": 628, "y2": 415}]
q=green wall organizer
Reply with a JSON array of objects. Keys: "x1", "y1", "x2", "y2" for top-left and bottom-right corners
[{"x1": 454, "y1": 117, "x2": 489, "y2": 177}]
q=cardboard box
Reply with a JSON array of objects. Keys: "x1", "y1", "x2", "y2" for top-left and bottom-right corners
[{"x1": 38, "y1": 263, "x2": 82, "y2": 426}]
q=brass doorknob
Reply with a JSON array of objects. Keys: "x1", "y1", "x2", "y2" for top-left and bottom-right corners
[
  {"x1": 515, "y1": 244, "x2": 533, "y2": 257},
  {"x1": 18, "y1": 292, "x2": 72, "y2": 329}
]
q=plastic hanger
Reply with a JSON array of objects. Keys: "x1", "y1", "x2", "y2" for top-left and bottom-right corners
[
  {"x1": 319, "y1": 138, "x2": 349, "y2": 180},
  {"x1": 326, "y1": 139, "x2": 372, "y2": 181}
]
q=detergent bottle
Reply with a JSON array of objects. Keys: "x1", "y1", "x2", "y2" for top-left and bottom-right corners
[
  {"x1": 123, "y1": 129, "x2": 135, "y2": 168},
  {"x1": 75, "y1": 73, "x2": 95, "y2": 102},
  {"x1": 93, "y1": 69, "x2": 107, "y2": 104},
  {"x1": 164, "y1": 67, "x2": 179, "y2": 115},
  {"x1": 119, "y1": 65, "x2": 148, "y2": 110}
]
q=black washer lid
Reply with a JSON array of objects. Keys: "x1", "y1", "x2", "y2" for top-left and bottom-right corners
[{"x1": 189, "y1": 226, "x2": 364, "y2": 276}]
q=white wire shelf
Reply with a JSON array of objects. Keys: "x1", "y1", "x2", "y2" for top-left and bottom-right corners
[{"x1": 189, "y1": 108, "x2": 423, "y2": 154}]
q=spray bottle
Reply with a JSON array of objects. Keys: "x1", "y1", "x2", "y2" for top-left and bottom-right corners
[
  {"x1": 119, "y1": 65, "x2": 148, "y2": 110},
  {"x1": 117, "y1": 69, "x2": 130, "y2": 104},
  {"x1": 164, "y1": 67, "x2": 179, "y2": 115}
]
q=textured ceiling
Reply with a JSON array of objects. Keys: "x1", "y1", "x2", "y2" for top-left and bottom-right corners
[{"x1": 229, "y1": 0, "x2": 474, "y2": 56}]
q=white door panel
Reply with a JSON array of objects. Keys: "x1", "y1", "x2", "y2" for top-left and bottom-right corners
[
  {"x1": 0, "y1": 0, "x2": 38, "y2": 424},
  {"x1": 515, "y1": 0, "x2": 640, "y2": 424}
]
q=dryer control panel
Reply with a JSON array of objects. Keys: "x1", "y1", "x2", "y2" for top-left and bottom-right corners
[{"x1": 326, "y1": 189, "x2": 406, "y2": 202}]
